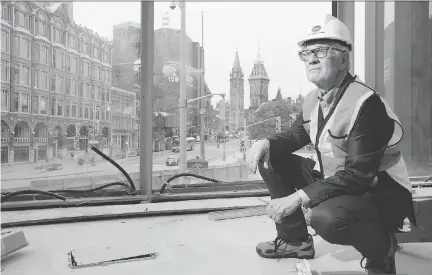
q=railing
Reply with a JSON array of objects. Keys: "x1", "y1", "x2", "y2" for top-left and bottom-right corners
[
  {"x1": 14, "y1": 137, "x2": 30, "y2": 143},
  {"x1": 34, "y1": 137, "x2": 48, "y2": 143},
  {"x1": 1, "y1": 138, "x2": 9, "y2": 144}
]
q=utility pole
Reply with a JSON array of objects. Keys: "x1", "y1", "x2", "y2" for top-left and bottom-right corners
[
  {"x1": 219, "y1": 98, "x2": 226, "y2": 162},
  {"x1": 199, "y1": 11, "x2": 206, "y2": 160},
  {"x1": 275, "y1": 116, "x2": 281, "y2": 133},
  {"x1": 178, "y1": 1, "x2": 187, "y2": 183}
]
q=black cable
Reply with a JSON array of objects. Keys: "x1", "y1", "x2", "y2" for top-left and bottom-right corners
[
  {"x1": 160, "y1": 173, "x2": 226, "y2": 194},
  {"x1": 1, "y1": 148, "x2": 139, "y2": 204},
  {"x1": 90, "y1": 146, "x2": 136, "y2": 191},
  {"x1": 50, "y1": 182, "x2": 136, "y2": 195},
  {"x1": 1, "y1": 182, "x2": 135, "y2": 203},
  {"x1": 1, "y1": 190, "x2": 68, "y2": 203}
]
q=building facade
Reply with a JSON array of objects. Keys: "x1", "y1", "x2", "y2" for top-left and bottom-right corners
[
  {"x1": 110, "y1": 86, "x2": 137, "y2": 157},
  {"x1": 248, "y1": 50, "x2": 270, "y2": 110},
  {"x1": 229, "y1": 51, "x2": 245, "y2": 133},
  {"x1": 112, "y1": 21, "x2": 140, "y2": 95},
  {"x1": 1, "y1": 2, "x2": 113, "y2": 165},
  {"x1": 112, "y1": 23, "x2": 211, "y2": 141}
]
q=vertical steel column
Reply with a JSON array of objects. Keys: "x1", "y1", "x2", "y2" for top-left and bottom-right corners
[
  {"x1": 331, "y1": 1, "x2": 338, "y2": 17},
  {"x1": 140, "y1": 1, "x2": 154, "y2": 199},
  {"x1": 372, "y1": 1, "x2": 384, "y2": 97},
  {"x1": 337, "y1": 1, "x2": 355, "y2": 74},
  {"x1": 365, "y1": 2, "x2": 385, "y2": 94}
]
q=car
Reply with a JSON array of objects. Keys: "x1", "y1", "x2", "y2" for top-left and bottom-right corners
[{"x1": 166, "y1": 155, "x2": 180, "y2": 166}]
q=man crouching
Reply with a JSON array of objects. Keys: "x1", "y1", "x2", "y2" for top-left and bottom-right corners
[{"x1": 247, "y1": 15, "x2": 415, "y2": 275}]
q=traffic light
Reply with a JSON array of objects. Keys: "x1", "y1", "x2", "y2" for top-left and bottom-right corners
[
  {"x1": 94, "y1": 121, "x2": 99, "y2": 137},
  {"x1": 275, "y1": 116, "x2": 281, "y2": 133},
  {"x1": 289, "y1": 117, "x2": 293, "y2": 127}
]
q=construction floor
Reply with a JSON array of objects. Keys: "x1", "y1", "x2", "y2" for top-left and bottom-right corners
[{"x1": 1, "y1": 197, "x2": 432, "y2": 275}]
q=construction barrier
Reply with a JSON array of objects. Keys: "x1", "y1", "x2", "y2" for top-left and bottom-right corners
[{"x1": 28, "y1": 163, "x2": 249, "y2": 192}]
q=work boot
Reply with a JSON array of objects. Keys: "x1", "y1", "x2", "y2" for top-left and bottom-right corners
[
  {"x1": 361, "y1": 232, "x2": 398, "y2": 274},
  {"x1": 256, "y1": 234, "x2": 315, "y2": 259}
]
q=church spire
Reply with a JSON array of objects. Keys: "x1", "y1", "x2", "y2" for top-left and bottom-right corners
[
  {"x1": 249, "y1": 46, "x2": 269, "y2": 81},
  {"x1": 233, "y1": 50, "x2": 241, "y2": 70},
  {"x1": 255, "y1": 42, "x2": 262, "y2": 64}
]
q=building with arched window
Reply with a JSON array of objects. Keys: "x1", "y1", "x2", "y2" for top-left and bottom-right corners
[{"x1": 1, "y1": 2, "x2": 113, "y2": 165}]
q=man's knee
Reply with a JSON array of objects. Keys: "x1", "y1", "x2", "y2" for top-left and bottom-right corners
[
  {"x1": 258, "y1": 154, "x2": 306, "y2": 176},
  {"x1": 257, "y1": 160, "x2": 273, "y2": 178},
  {"x1": 310, "y1": 197, "x2": 357, "y2": 243}
]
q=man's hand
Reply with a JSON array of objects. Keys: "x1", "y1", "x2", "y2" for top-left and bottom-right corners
[
  {"x1": 247, "y1": 139, "x2": 270, "y2": 174},
  {"x1": 266, "y1": 193, "x2": 302, "y2": 223}
]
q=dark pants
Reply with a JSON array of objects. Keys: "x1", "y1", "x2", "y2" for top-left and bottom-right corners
[{"x1": 259, "y1": 153, "x2": 413, "y2": 261}]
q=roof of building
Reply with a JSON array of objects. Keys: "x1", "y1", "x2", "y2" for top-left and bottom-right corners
[
  {"x1": 114, "y1": 21, "x2": 141, "y2": 29},
  {"x1": 233, "y1": 51, "x2": 242, "y2": 70},
  {"x1": 248, "y1": 48, "x2": 270, "y2": 81},
  {"x1": 45, "y1": 2, "x2": 63, "y2": 13}
]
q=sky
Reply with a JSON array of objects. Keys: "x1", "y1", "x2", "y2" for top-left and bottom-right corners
[{"x1": 73, "y1": 2, "x2": 367, "y2": 108}]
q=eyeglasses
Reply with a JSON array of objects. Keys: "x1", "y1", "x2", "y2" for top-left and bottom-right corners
[{"x1": 298, "y1": 46, "x2": 346, "y2": 62}]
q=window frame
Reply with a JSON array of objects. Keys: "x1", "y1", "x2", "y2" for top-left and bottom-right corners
[
  {"x1": 1, "y1": 89, "x2": 10, "y2": 111},
  {"x1": 39, "y1": 95, "x2": 48, "y2": 115},
  {"x1": 1, "y1": 29, "x2": 10, "y2": 53},
  {"x1": 20, "y1": 92, "x2": 30, "y2": 113},
  {"x1": 1, "y1": 59, "x2": 10, "y2": 82}
]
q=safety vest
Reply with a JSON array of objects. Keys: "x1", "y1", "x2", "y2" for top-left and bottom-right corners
[{"x1": 302, "y1": 75, "x2": 412, "y2": 192}]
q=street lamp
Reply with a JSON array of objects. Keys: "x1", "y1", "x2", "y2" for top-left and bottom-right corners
[
  {"x1": 170, "y1": 0, "x2": 187, "y2": 177},
  {"x1": 186, "y1": 92, "x2": 225, "y2": 105},
  {"x1": 182, "y1": 92, "x2": 225, "y2": 165}
]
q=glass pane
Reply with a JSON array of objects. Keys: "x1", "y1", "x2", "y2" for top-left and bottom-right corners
[
  {"x1": 383, "y1": 1, "x2": 432, "y2": 173},
  {"x1": 144, "y1": 2, "x2": 333, "y2": 189},
  {"x1": 3, "y1": 1, "x2": 428, "y2": 209}
]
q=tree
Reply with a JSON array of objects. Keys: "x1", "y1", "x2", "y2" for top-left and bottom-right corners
[
  {"x1": 274, "y1": 87, "x2": 283, "y2": 101},
  {"x1": 248, "y1": 99, "x2": 295, "y2": 139},
  {"x1": 295, "y1": 94, "x2": 305, "y2": 106}
]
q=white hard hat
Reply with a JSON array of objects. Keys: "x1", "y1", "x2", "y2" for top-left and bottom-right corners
[{"x1": 297, "y1": 14, "x2": 353, "y2": 49}]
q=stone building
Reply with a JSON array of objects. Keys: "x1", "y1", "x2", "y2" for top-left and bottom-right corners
[
  {"x1": 112, "y1": 23, "x2": 211, "y2": 140},
  {"x1": 248, "y1": 49, "x2": 270, "y2": 110},
  {"x1": 1, "y1": 2, "x2": 113, "y2": 165},
  {"x1": 228, "y1": 51, "x2": 245, "y2": 133},
  {"x1": 110, "y1": 86, "x2": 137, "y2": 157}
]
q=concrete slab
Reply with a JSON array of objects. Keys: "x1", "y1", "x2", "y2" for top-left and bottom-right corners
[
  {"x1": 1, "y1": 197, "x2": 269, "y2": 226},
  {"x1": 1, "y1": 214, "x2": 431, "y2": 275}
]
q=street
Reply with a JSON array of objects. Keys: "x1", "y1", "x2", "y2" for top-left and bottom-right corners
[{"x1": 1, "y1": 139, "x2": 245, "y2": 191}]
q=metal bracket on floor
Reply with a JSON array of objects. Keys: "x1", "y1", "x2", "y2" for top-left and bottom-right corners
[{"x1": 1, "y1": 230, "x2": 29, "y2": 258}]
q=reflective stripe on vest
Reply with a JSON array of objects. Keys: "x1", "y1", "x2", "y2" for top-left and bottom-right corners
[{"x1": 302, "y1": 78, "x2": 411, "y2": 192}]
